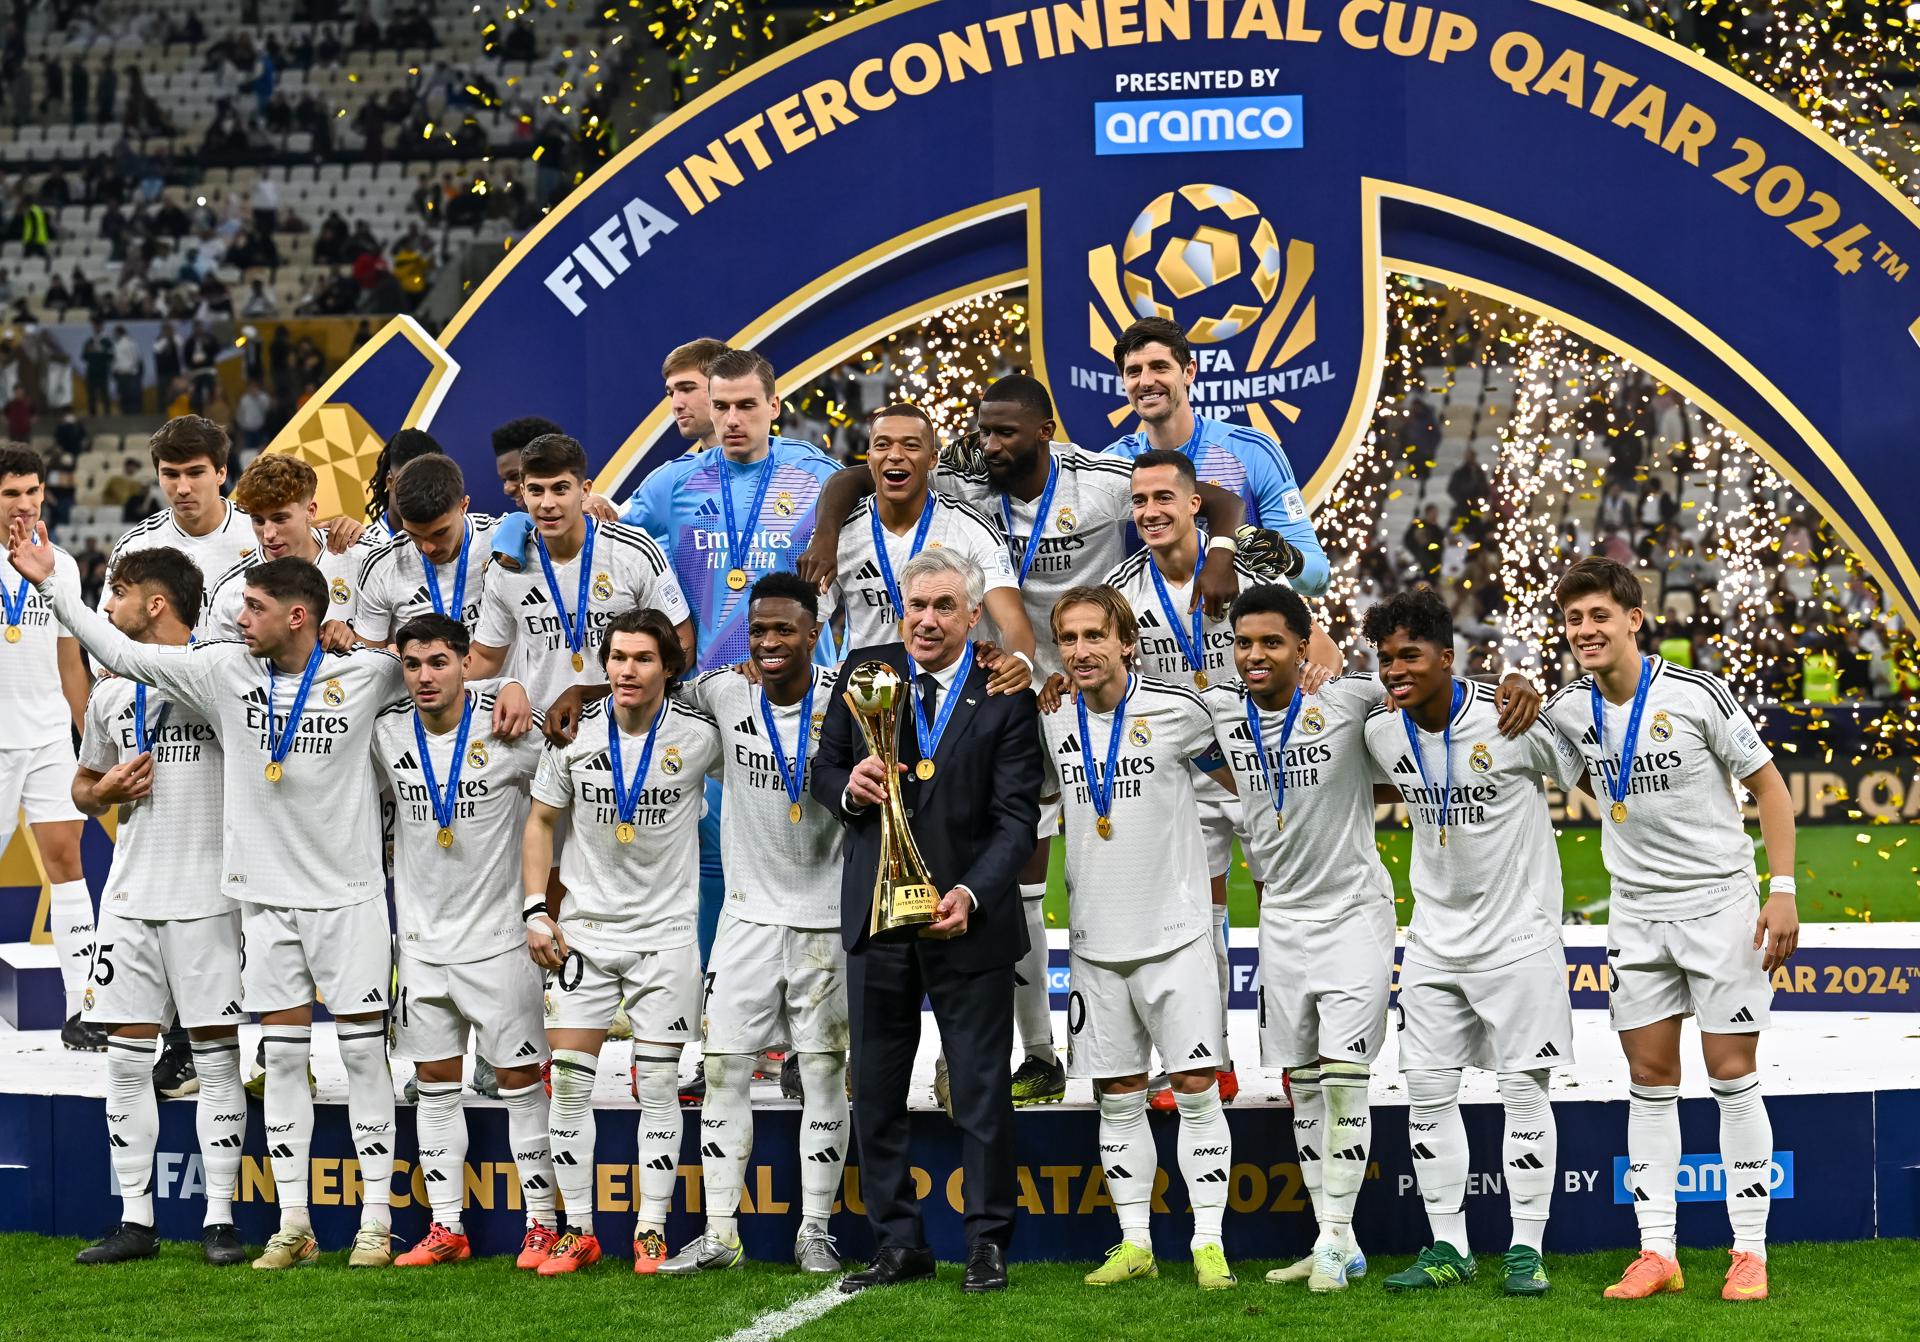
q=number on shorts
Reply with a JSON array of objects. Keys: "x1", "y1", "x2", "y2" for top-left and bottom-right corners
[
  {"x1": 702, "y1": 970, "x2": 717, "y2": 1012},
  {"x1": 557, "y1": 951, "x2": 584, "y2": 993},
  {"x1": 1067, "y1": 989, "x2": 1086, "y2": 1036},
  {"x1": 89, "y1": 943, "x2": 115, "y2": 987}
]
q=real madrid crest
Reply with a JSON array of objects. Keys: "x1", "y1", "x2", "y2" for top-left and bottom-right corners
[
  {"x1": 1301, "y1": 706, "x2": 1325, "y2": 735},
  {"x1": 1469, "y1": 742, "x2": 1492, "y2": 773},
  {"x1": 329, "y1": 576, "x2": 350, "y2": 605},
  {"x1": 810, "y1": 711, "x2": 825, "y2": 743},
  {"x1": 1056, "y1": 507, "x2": 1077, "y2": 533},
  {"x1": 1650, "y1": 710, "x2": 1672, "y2": 742},
  {"x1": 591, "y1": 572, "x2": 614, "y2": 601},
  {"x1": 322, "y1": 678, "x2": 345, "y2": 707},
  {"x1": 662, "y1": 745, "x2": 684, "y2": 774},
  {"x1": 83, "y1": 988, "x2": 95, "y2": 1011},
  {"x1": 774, "y1": 491, "x2": 795, "y2": 517},
  {"x1": 467, "y1": 740, "x2": 489, "y2": 769},
  {"x1": 1128, "y1": 717, "x2": 1152, "y2": 747}
]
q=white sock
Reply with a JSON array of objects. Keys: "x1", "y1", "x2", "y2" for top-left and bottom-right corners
[
  {"x1": 499, "y1": 1080, "x2": 557, "y2": 1231},
  {"x1": 262, "y1": 1024, "x2": 314, "y2": 1234},
  {"x1": 1175, "y1": 1084, "x2": 1231, "y2": 1250},
  {"x1": 50, "y1": 879, "x2": 95, "y2": 1016},
  {"x1": 192, "y1": 1038, "x2": 246, "y2": 1226},
  {"x1": 105, "y1": 1035, "x2": 160, "y2": 1226},
  {"x1": 1626, "y1": 1083, "x2": 1680, "y2": 1259},
  {"x1": 414, "y1": 1080, "x2": 467, "y2": 1233},
  {"x1": 336, "y1": 1022, "x2": 395, "y2": 1230},
  {"x1": 1712, "y1": 1072, "x2": 1772, "y2": 1259},
  {"x1": 1013, "y1": 891, "x2": 1054, "y2": 1060},
  {"x1": 798, "y1": 1051, "x2": 849, "y2": 1225},
  {"x1": 1498, "y1": 1069, "x2": 1555, "y2": 1248},
  {"x1": 1097, "y1": 1088, "x2": 1155, "y2": 1248},
  {"x1": 1210, "y1": 903, "x2": 1232, "y2": 1071},
  {"x1": 548, "y1": 1049, "x2": 598, "y2": 1235},
  {"x1": 699, "y1": 1053, "x2": 751, "y2": 1244},
  {"x1": 633, "y1": 1051, "x2": 682, "y2": 1233},
  {"x1": 1320, "y1": 1062, "x2": 1371, "y2": 1242},
  {"x1": 1406, "y1": 1068, "x2": 1468, "y2": 1254},
  {"x1": 1290, "y1": 1066, "x2": 1325, "y2": 1234}
]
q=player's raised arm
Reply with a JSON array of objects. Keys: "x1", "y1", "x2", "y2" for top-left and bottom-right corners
[{"x1": 794, "y1": 465, "x2": 874, "y2": 591}]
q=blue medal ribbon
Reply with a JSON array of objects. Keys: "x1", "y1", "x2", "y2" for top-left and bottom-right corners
[
  {"x1": 1076, "y1": 673, "x2": 1133, "y2": 835},
  {"x1": 869, "y1": 493, "x2": 936, "y2": 620},
  {"x1": 133, "y1": 683, "x2": 171, "y2": 756},
  {"x1": 1245, "y1": 687, "x2": 1304, "y2": 828},
  {"x1": 1147, "y1": 556, "x2": 1209, "y2": 684},
  {"x1": 419, "y1": 520, "x2": 471, "y2": 620},
  {"x1": 908, "y1": 642, "x2": 974, "y2": 767},
  {"x1": 535, "y1": 517, "x2": 596, "y2": 666},
  {"x1": 1000, "y1": 455, "x2": 1060, "y2": 586},
  {"x1": 1592, "y1": 655, "x2": 1655, "y2": 823},
  {"x1": 0, "y1": 569, "x2": 26, "y2": 635},
  {"x1": 266, "y1": 643, "x2": 326, "y2": 776},
  {"x1": 1402, "y1": 678, "x2": 1465, "y2": 844},
  {"x1": 720, "y1": 454, "x2": 778, "y2": 582},
  {"x1": 413, "y1": 691, "x2": 475, "y2": 842},
  {"x1": 759, "y1": 676, "x2": 817, "y2": 815},
  {"x1": 608, "y1": 699, "x2": 666, "y2": 833}
]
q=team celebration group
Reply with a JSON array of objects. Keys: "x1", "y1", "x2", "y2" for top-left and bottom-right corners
[{"x1": 0, "y1": 318, "x2": 1799, "y2": 1303}]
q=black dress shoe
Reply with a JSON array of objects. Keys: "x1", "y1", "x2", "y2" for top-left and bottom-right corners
[
  {"x1": 963, "y1": 1241, "x2": 1008, "y2": 1293},
  {"x1": 838, "y1": 1245, "x2": 936, "y2": 1293}
]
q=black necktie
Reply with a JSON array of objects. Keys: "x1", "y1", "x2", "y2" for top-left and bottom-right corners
[{"x1": 918, "y1": 672, "x2": 939, "y2": 730}]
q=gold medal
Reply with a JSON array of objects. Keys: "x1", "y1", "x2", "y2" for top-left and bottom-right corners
[
  {"x1": 726, "y1": 567, "x2": 747, "y2": 591},
  {"x1": 788, "y1": 801, "x2": 802, "y2": 824},
  {"x1": 1438, "y1": 827, "x2": 1447, "y2": 848},
  {"x1": 436, "y1": 826, "x2": 455, "y2": 849},
  {"x1": 1274, "y1": 810, "x2": 1285, "y2": 834},
  {"x1": 264, "y1": 761, "x2": 283, "y2": 783},
  {"x1": 1193, "y1": 670, "x2": 1209, "y2": 690},
  {"x1": 571, "y1": 652, "x2": 585, "y2": 673},
  {"x1": 1096, "y1": 814, "x2": 1113, "y2": 840},
  {"x1": 615, "y1": 821, "x2": 636, "y2": 844},
  {"x1": 1610, "y1": 800, "x2": 1628, "y2": 824},
  {"x1": 915, "y1": 758, "x2": 935, "y2": 781},
  {"x1": 3, "y1": 625, "x2": 18, "y2": 643}
]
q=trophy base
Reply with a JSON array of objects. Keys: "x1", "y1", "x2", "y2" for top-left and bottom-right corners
[{"x1": 870, "y1": 882, "x2": 941, "y2": 943}]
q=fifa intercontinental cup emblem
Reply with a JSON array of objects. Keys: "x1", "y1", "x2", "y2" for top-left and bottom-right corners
[{"x1": 844, "y1": 661, "x2": 941, "y2": 942}]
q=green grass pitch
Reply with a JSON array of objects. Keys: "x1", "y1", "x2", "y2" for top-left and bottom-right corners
[{"x1": 7, "y1": 1235, "x2": 1918, "y2": 1342}]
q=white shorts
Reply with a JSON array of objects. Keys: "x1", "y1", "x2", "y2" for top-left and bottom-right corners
[
  {"x1": 1194, "y1": 774, "x2": 1241, "y2": 880},
  {"x1": 545, "y1": 936, "x2": 699, "y2": 1043},
  {"x1": 395, "y1": 945, "x2": 549, "y2": 1067},
  {"x1": 1036, "y1": 794, "x2": 1061, "y2": 842},
  {"x1": 703, "y1": 913, "x2": 848, "y2": 1055},
  {"x1": 1397, "y1": 945, "x2": 1574, "y2": 1073},
  {"x1": 240, "y1": 899, "x2": 392, "y2": 1015},
  {"x1": 1066, "y1": 934, "x2": 1222, "y2": 1080},
  {"x1": 1258, "y1": 899, "x2": 1396, "y2": 1069},
  {"x1": 0, "y1": 740, "x2": 84, "y2": 851},
  {"x1": 1608, "y1": 897, "x2": 1771, "y2": 1034},
  {"x1": 82, "y1": 909, "x2": 245, "y2": 1029}
]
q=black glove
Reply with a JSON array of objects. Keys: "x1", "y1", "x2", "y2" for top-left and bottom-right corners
[
  {"x1": 939, "y1": 428, "x2": 987, "y2": 478},
  {"x1": 1235, "y1": 524, "x2": 1302, "y2": 582}
]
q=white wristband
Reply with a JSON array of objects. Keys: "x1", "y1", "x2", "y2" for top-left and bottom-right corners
[
  {"x1": 521, "y1": 899, "x2": 550, "y2": 924},
  {"x1": 1010, "y1": 649, "x2": 1033, "y2": 673},
  {"x1": 1206, "y1": 534, "x2": 1238, "y2": 554},
  {"x1": 1767, "y1": 875, "x2": 1797, "y2": 897}
]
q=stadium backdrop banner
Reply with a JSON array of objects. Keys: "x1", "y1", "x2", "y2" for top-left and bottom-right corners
[{"x1": 273, "y1": 0, "x2": 1920, "y2": 621}]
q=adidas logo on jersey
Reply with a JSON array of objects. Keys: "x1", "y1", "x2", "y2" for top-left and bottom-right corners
[
  {"x1": 734, "y1": 716, "x2": 759, "y2": 736},
  {"x1": 694, "y1": 498, "x2": 720, "y2": 518},
  {"x1": 394, "y1": 751, "x2": 419, "y2": 770},
  {"x1": 406, "y1": 586, "x2": 432, "y2": 608},
  {"x1": 1392, "y1": 756, "x2": 1418, "y2": 776},
  {"x1": 807, "y1": 1147, "x2": 841, "y2": 1164},
  {"x1": 582, "y1": 752, "x2": 612, "y2": 772},
  {"x1": 1582, "y1": 726, "x2": 1601, "y2": 745},
  {"x1": 1534, "y1": 1042, "x2": 1560, "y2": 1059},
  {"x1": 1227, "y1": 722, "x2": 1256, "y2": 742},
  {"x1": 1057, "y1": 735, "x2": 1080, "y2": 753},
  {"x1": 514, "y1": 1040, "x2": 540, "y2": 1058},
  {"x1": 1136, "y1": 607, "x2": 1161, "y2": 629},
  {"x1": 521, "y1": 588, "x2": 549, "y2": 606},
  {"x1": 242, "y1": 686, "x2": 270, "y2": 706},
  {"x1": 852, "y1": 560, "x2": 882, "y2": 581},
  {"x1": 1729, "y1": 1006, "x2": 1756, "y2": 1024}
]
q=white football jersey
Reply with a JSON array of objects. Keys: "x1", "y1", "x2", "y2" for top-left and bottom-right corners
[
  {"x1": 1364, "y1": 679, "x2": 1586, "y2": 973},
  {"x1": 44, "y1": 575, "x2": 402, "y2": 909},
  {"x1": 1040, "y1": 677, "x2": 1216, "y2": 964},
  {"x1": 681, "y1": 666, "x2": 842, "y2": 931},
  {"x1": 78, "y1": 675, "x2": 226, "y2": 920},
  {"x1": 935, "y1": 445, "x2": 1134, "y2": 675},
  {"x1": 101, "y1": 501, "x2": 256, "y2": 606},
  {"x1": 474, "y1": 520, "x2": 689, "y2": 718},
  {"x1": 530, "y1": 696, "x2": 721, "y2": 951},
  {"x1": 1544, "y1": 657, "x2": 1771, "y2": 920},
  {"x1": 1104, "y1": 548, "x2": 1264, "y2": 691},
  {"x1": 354, "y1": 512, "x2": 504, "y2": 643},
  {"x1": 1207, "y1": 675, "x2": 1394, "y2": 920},
  {"x1": 199, "y1": 529, "x2": 375, "y2": 640},
  {"x1": 0, "y1": 543, "x2": 80, "y2": 749},
  {"x1": 371, "y1": 687, "x2": 542, "y2": 963},
  {"x1": 827, "y1": 494, "x2": 1017, "y2": 650}
]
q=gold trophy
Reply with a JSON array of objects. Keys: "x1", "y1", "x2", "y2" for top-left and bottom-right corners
[{"x1": 845, "y1": 661, "x2": 941, "y2": 941}]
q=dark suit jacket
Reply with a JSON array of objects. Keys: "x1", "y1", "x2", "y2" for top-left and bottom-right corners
[{"x1": 810, "y1": 641, "x2": 1042, "y2": 973}]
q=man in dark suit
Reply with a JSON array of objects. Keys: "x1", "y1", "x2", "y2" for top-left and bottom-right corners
[{"x1": 811, "y1": 547, "x2": 1042, "y2": 1294}]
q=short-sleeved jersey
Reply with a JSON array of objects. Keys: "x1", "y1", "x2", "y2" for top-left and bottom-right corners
[
  {"x1": 371, "y1": 687, "x2": 543, "y2": 964},
  {"x1": 102, "y1": 502, "x2": 257, "y2": 605},
  {"x1": 200, "y1": 530, "x2": 376, "y2": 640},
  {"x1": 353, "y1": 512, "x2": 505, "y2": 643},
  {"x1": 78, "y1": 675, "x2": 226, "y2": 920},
  {"x1": 935, "y1": 444, "x2": 1135, "y2": 676},
  {"x1": 1106, "y1": 415, "x2": 1328, "y2": 593},
  {"x1": 1543, "y1": 657, "x2": 1772, "y2": 920},
  {"x1": 530, "y1": 697, "x2": 721, "y2": 951},
  {"x1": 1206, "y1": 675, "x2": 1394, "y2": 919},
  {"x1": 1040, "y1": 677, "x2": 1217, "y2": 964},
  {"x1": 680, "y1": 665, "x2": 842, "y2": 929},
  {"x1": 1104, "y1": 547, "x2": 1263, "y2": 692},
  {"x1": 827, "y1": 494, "x2": 1017, "y2": 650},
  {"x1": 621, "y1": 438, "x2": 839, "y2": 673},
  {"x1": 0, "y1": 544, "x2": 80, "y2": 749},
  {"x1": 474, "y1": 520, "x2": 690, "y2": 717},
  {"x1": 1364, "y1": 679, "x2": 1586, "y2": 972},
  {"x1": 44, "y1": 576, "x2": 405, "y2": 909}
]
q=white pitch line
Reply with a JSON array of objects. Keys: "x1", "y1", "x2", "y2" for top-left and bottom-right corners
[{"x1": 717, "y1": 1282, "x2": 853, "y2": 1342}]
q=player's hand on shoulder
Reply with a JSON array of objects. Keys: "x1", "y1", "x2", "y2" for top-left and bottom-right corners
[
  {"x1": 493, "y1": 681, "x2": 534, "y2": 739},
  {"x1": 527, "y1": 914, "x2": 568, "y2": 969},
  {"x1": 974, "y1": 640, "x2": 1032, "y2": 696},
  {"x1": 543, "y1": 685, "x2": 588, "y2": 744},
  {"x1": 583, "y1": 493, "x2": 619, "y2": 524},
  {"x1": 95, "y1": 753, "x2": 155, "y2": 805},
  {"x1": 732, "y1": 658, "x2": 761, "y2": 686},
  {"x1": 1299, "y1": 660, "x2": 1334, "y2": 695},
  {"x1": 1495, "y1": 672, "x2": 1542, "y2": 738},
  {"x1": 6, "y1": 519, "x2": 53, "y2": 582},
  {"x1": 1035, "y1": 672, "x2": 1071, "y2": 714},
  {"x1": 321, "y1": 516, "x2": 367, "y2": 553},
  {"x1": 795, "y1": 534, "x2": 837, "y2": 592},
  {"x1": 319, "y1": 619, "x2": 358, "y2": 652}
]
